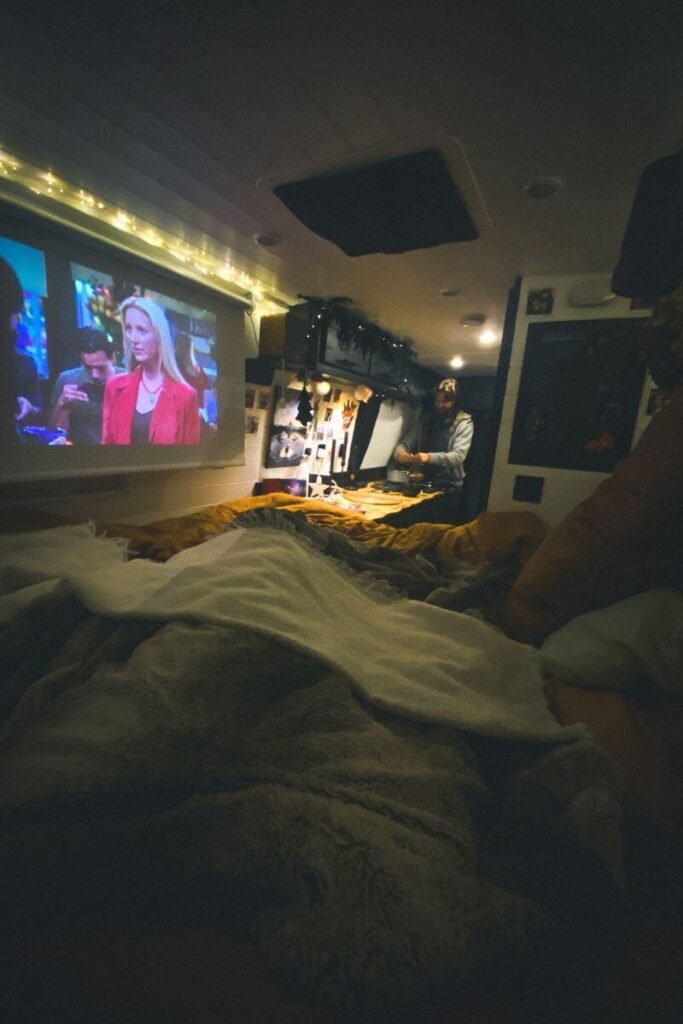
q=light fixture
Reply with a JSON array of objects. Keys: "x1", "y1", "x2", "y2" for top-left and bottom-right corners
[
  {"x1": 460, "y1": 313, "x2": 486, "y2": 327},
  {"x1": 478, "y1": 328, "x2": 498, "y2": 345},
  {"x1": 523, "y1": 176, "x2": 564, "y2": 200},
  {"x1": 450, "y1": 355, "x2": 465, "y2": 369},
  {"x1": 309, "y1": 372, "x2": 331, "y2": 396},
  {"x1": 354, "y1": 384, "x2": 374, "y2": 403},
  {"x1": 253, "y1": 231, "x2": 282, "y2": 247},
  {"x1": 440, "y1": 286, "x2": 461, "y2": 298}
]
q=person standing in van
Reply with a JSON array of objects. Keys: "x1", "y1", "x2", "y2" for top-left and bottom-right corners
[{"x1": 392, "y1": 378, "x2": 473, "y2": 523}]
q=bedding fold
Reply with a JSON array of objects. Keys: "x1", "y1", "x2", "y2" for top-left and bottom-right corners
[
  {"x1": 59, "y1": 524, "x2": 584, "y2": 744},
  {"x1": 0, "y1": 516, "x2": 623, "y2": 1018}
]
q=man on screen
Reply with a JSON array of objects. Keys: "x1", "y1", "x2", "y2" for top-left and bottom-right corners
[{"x1": 50, "y1": 327, "x2": 122, "y2": 444}]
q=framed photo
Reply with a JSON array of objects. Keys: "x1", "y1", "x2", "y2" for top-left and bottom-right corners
[
  {"x1": 257, "y1": 389, "x2": 270, "y2": 410},
  {"x1": 245, "y1": 387, "x2": 255, "y2": 409},
  {"x1": 266, "y1": 386, "x2": 308, "y2": 468},
  {"x1": 526, "y1": 288, "x2": 554, "y2": 316},
  {"x1": 245, "y1": 414, "x2": 259, "y2": 435},
  {"x1": 261, "y1": 477, "x2": 307, "y2": 497}
]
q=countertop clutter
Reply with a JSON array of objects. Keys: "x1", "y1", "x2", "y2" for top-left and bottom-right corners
[{"x1": 334, "y1": 483, "x2": 443, "y2": 520}]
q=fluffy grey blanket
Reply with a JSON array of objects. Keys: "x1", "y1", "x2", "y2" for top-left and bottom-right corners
[{"x1": 0, "y1": 518, "x2": 625, "y2": 1018}]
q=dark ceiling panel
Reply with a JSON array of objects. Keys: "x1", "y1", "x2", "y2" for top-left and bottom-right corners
[{"x1": 273, "y1": 149, "x2": 478, "y2": 256}]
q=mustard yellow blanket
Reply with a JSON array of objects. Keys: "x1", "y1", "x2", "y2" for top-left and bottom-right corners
[{"x1": 103, "y1": 493, "x2": 545, "y2": 571}]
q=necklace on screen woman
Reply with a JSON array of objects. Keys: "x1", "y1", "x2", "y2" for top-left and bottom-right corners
[{"x1": 141, "y1": 374, "x2": 164, "y2": 406}]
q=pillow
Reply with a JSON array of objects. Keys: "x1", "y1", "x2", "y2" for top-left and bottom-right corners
[
  {"x1": 504, "y1": 388, "x2": 683, "y2": 644},
  {"x1": 540, "y1": 588, "x2": 683, "y2": 695}
]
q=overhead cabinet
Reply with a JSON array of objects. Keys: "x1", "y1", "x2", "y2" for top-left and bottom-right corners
[
  {"x1": 259, "y1": 305, "x2": 408, "y2": 391},
  {"x1": 318, "y1": 322, "x2": 373, "y2": 377}
]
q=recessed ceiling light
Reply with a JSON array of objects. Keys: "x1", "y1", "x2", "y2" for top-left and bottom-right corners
[
  {"x1": 253, "y1": 231, "x2": 282, "y2": 247},
  {"x1": 478, "y1": 328, "x2": 498, "y2": 345},
  {"x1": 523, "y1": 176, "x2": 564, "y2": 200},
  {"x1": 460, "y1": 313, "x2": 486, "y2": 327},
  {"x1": 450, "y1": 355, "x2": 465, "y2": 369},
  {"x1": 440, "y1": 286, "x2": 461, "y2": 298}
]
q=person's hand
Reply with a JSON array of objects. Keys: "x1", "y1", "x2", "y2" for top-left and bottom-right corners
[
  {"x1": 15, "y1": 396, "x2": 34, "y2": 422},
  {"x1": 396, "y1": 448, "x2": 416, "y2": 466},
  {"x1": 58, "y1": 383, "x2": 89, "y2": 408},
  {"x1": 397, "y1": 449, "x2": 429, "y2": 466}
]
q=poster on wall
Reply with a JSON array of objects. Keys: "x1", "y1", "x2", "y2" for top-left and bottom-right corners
[
  {"x1": 508, "y1": 318, "x2": 646, "y2": 473},
  {"x1": 265, "y1": 386, "x2": 308, "y2": 467}
]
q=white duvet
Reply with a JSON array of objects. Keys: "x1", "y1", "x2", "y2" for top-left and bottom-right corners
[{"x1": 1, "y1": 524, "x2": 585, "y2": 743}]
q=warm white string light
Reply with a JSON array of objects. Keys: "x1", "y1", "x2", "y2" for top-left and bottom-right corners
[{"x1": 0, "y1": 146, "x2": 291, "y2": 319}]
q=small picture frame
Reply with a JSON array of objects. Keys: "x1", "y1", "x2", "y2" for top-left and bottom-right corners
[
  {"x1": 284, "y1": 478, "x2": 307, "y2": 497},
  {"x1": 257, "y1": 389, "x2": 270, "y2": 410},
  {"x1": 245, "y1": 414, "x2": 259, "y2": 435},
  {"x1": 332, "y1": 388, "x2": 342, "y2": 403},
  {"x1": 526, "y1": 288, "x2": 554, "y2": 316},
  {"x1": 245, "y1": 388, "x2": 255, "y2": 409}
]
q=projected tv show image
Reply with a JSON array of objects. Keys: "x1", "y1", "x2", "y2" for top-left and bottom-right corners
[
  {"x1": 1, "y1": 203, "x2": 246, "y2": 484},
  {"x1": 0, "y1": 235, "x2": 51, "y2": 443},
  {"x1": 48, "y1": 264, "x2": 219, "y2": 446}
]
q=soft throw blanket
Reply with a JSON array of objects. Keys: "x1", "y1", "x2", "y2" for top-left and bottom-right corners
[
  {"x1": 36, "y1": 523, "x2": 583, "y2": 744},
  {"x1": 232, "y1": 505, "x2": 522, "y2": 614},
  {"x1": 0, "y1": 521, "x2": 622, "y2": 1017}
]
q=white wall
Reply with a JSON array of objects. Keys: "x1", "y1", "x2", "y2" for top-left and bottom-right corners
[
  {"x1": 3, "y1": 462, "x2": 259, "y2": 526},
  {"x1": 487, "y1": 274, "x2": 652, "y2": 529}
]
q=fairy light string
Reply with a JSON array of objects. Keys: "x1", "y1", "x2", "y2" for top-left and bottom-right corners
[{"x1": 0, "y1": 146, "x2": 292, "y2": 320}]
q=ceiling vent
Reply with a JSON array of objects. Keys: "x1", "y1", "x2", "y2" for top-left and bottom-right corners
[
  {"x1": 460, "y1": 312, "x2": 487, "y2": 327},
  {"x1": 273, "y1": 149, "x2": 478, "y2": 257},
  {"x1": 523, "y1": 176, "x2": 563, "y2": 200}
]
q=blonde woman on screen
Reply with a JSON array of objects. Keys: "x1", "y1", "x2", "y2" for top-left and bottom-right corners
[{"x1": 102, "y1": 296, "x2": 199, "y2": 445}]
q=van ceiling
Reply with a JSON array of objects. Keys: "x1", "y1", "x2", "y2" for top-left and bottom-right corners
[{"x1": 1, "y1": 0, "x2": 681, "y2": 375}]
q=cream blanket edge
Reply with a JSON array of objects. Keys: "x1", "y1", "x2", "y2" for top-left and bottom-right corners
[{"x1": 58, "y1": 526, "x2": 584, "y2": 744}]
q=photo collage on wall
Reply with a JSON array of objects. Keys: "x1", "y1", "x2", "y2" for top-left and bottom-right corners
[
  {"x1": 263, "y1": 382, "x2": 359, "y2": 492},
  {"x1": 244, "y1": 385, "x2": 272, "y2": 442}
]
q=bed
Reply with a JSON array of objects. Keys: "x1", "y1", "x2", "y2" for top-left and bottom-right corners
[{"x1": 1, "y1": 494, "x2": 681, "y2": 1024}]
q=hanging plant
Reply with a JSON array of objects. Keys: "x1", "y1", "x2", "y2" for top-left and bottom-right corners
[
  {"x1": 332, "y1": 305, "x2": 359, "y2": 349},
  {"x1": 305, "y1": 295, "x2": 416, "y2": 368}
]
